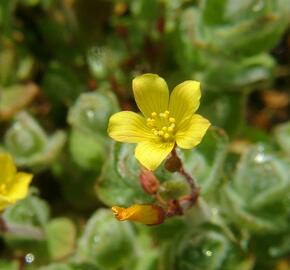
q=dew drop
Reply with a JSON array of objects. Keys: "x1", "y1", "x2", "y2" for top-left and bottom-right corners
[
  {"x1": 252, "y1": 0, "x2": 264, "y2": 12},
  {"x1": 25, "y1": 253, "x2": 34, "y2": 264},
  {"x1": 254, "y1": 153, "x2": 270, "y2": 163},
  {"x1": 203, "y1": 249, "x2": 213, "y2": 257},
  {"x1": 211, "y1": 208, "x2": 218, "y2": 215},
  {"x1": 94, "y1": 235, "x2": 100, "y2": 244},
  {"x1": 86, "y1": 109, "x2": 95, "y2": 120}
]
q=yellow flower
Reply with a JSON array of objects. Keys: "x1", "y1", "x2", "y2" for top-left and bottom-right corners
[
  {"x1": 0, "y1": 153, "x2": 33, "y2": 211},
  {"x1": 112, "y1": 204, "x2": 165, "y2": 225},
  {"x1": 108, "y1": 73, "x2": 211, "y2": 170}
]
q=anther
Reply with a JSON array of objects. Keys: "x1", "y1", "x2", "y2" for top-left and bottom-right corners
[
  {"x1": 151, "y1": 112, "x2": 157, "y2": 117},
  {"x1": 159, "y1": 113, "x2": 165, "y2": 118},
  {"x1": 162, "y1": 126, "x2": 167, "y2": 131},
  {"x1": 158, "y1": 131, "x2": 164, "y2": 136},
  {"x1": 164, "y1": 133, "x2": 170, "y2": 139},
  {"x1": 169, "y1": 117, "x2": 175, "y2": 123}
]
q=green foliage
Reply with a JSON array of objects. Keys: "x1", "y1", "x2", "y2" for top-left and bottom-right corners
[
  {"x1": 274, "y1": 121, "x2": 290, "y2": 155},
  {"x1": 97, "y1": 143, "x2": 153, "y2": 206},
  {"x1": 2, "y1": 112, "x2": 66, "y2": 169},
  {"x1": 181, "y1": 127, "x2": 229, "y2": 198},
  {"x1": 68, "y1": 90, "x2": 119, "y2": 136},
  {"x1": 222, "y1": 144, "x2": 290, "y2": 233},
  {"x1": 77, "y1": 209, "x2": 135, "y2": 268},
  {"x1": 45, "y1": 218, "x2": 76, "y2": 260},
  {"x1": 175, "y1": 226, "x2": 253, "y2": 270}
]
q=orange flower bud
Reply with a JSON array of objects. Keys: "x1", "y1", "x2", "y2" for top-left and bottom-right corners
[
  {"x1": 139, "y1": 168, "x2": 160, "y2": 194},
  {"x1": 112, "y1": 204, "x2": 165, "y2": 225}
]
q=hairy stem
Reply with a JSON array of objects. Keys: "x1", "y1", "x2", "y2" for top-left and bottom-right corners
[{"x1": 172, "y1": 148, "x2": 199, "y2": 203}]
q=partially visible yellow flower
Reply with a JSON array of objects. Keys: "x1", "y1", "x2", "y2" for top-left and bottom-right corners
[
  {"x1": 112, "y1": 204, "x2": 165, "y2": 225},
  {"x1": 0, "y1": 153, "x2": 33, "y2": 211},
  {"x1": 108, "y1": 73, "x2": 210, "y2": 170}
]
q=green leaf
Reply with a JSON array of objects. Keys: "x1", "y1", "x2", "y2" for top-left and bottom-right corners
[
  {"x1": 42, "y1": 64, "x2": 84, "y2": 106},
  {"x1": 77, "y1": 209, "x2": 135, "y2": 268},
  {"x1": 199, "y1": 0, "x2": 290, "y2": 56},
  {"x1": 222, "y1": 144, "x2": 290, "y2": 233},
  {"x1": 0, "y1": 44, "x2": 15, "y2": 85},
  {"x1": 69, "y1": 129, "x2": 105, "y2": 172},
  {"x1": 3, "y1": 193, "x2": 50, "y2": 233},
  {"x1": 38, "y1": 263, "x2": 72, "y2": 270},
  {"x1": 201, "y1": 0, "x2": 228, "y2": 25},
  {"x1": 4, "y1": 111, "x2": 66, "y2": 169},
  {"x1": 46, "y1": 218, "x2": 76, "y2": 261},
  {"x1": 180, "y1": 127, "x2": 229, "y2": 198},
  {"x1": 173, "y1": 225, "x2": 252, "y2": 270},
  {"x1": 0, "y1": 84, "x2": 38, "y2": 121},
  {"x1": 199, "y1": 54, "x2": 275, "y2": 91},
  {"x1": 38, "y1": 263, "x2": 100, "y2": 270},
  {"x1": 2, "y1": 193, "x2": 51, "y2": 264},
  {"x1": 159, "y1": 179, "x2": 189, "y2": 200},
  {"x1": 0, "y1": 260, "x2": 18, "y2": 270},
  {"x1": 96, "y1": 143, "x2": 153, "y2": 206},
  {"x1": 274, "y1": 121, "x2": 290, "y2": 155},
  {"x1": 67, "y1": 89, "x2": 119, "y2": 136},
  {"x1": 132, "y1": 231, "x2": 159, "y2": 270}
]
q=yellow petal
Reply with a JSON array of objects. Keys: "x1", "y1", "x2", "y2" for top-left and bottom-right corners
[
  {"x1": 176, "y1": 114, "x2": 210, "y2": 149},
  {"x1": 108, "y1": 111, "x2": 154, "y2": 143},
  {"x1": 132, "y1": 74, "x2": 169, "y2": 118},
  {"x1": 0, "y1": 195, "x2": 13, "y2": 211},
  {"x1": 6, "y1": 172, "x2": 33, "y2": 201},
  {"x1": 0, "y1": 153, "x2": 16, "y2": 184},
  {"x1": 112, "y1": 204, "x2": 165, "y2": 225},
  {"x1": 135, "y1": 141, "x2": 174, "y2": 171},
  {"x1": 169, "y1": 81, "x2": 201, "y2": 126}
]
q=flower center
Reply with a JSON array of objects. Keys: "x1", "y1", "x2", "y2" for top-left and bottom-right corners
[{"x1": 146, "y1": 110, "x2": 176, "y2": 141}]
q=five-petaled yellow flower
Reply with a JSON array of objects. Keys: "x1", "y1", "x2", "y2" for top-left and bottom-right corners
[
  {"x1": 108, "y1": 73, "x2": 210, "y2": 170},
  {"x1": 0, "y1": 153, "x2": 33, "y2": 211}
]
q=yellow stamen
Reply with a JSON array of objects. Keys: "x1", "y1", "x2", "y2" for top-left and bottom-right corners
[
  {"x1": 151, "y1": 112, "x2": 157, "y2": 117},
  {"x1": 169, "y1": 117, "x2": 175, "y2": 123},
  {"x1": 164, "y1": 133, "x2": 170, "y2": 139}
]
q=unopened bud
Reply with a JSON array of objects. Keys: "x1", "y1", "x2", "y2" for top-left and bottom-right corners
[
  {"x1": 164, "y1": 151, "x2": 182, "y2": 172},
  {"x1": 140, "y1": 168, "x2": 160, "y2": 194},
  {"x1": 112, "y1": 204, "x2": 165, "y2": 225}
]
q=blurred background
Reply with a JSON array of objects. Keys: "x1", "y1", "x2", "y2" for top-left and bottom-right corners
[{"x1": 0, "y1": 0, "x2": 290, "y2": 269}]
